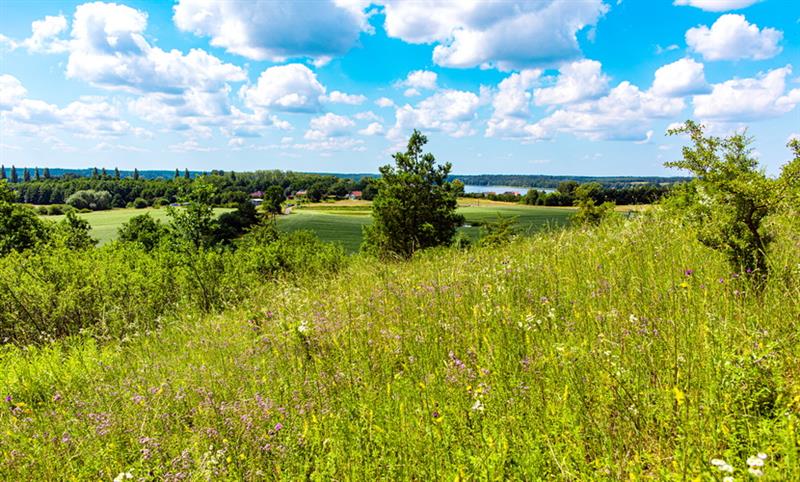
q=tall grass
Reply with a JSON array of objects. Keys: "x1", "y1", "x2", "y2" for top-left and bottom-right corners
[{"x1": 1, "y1": 212, "x2": 799, "y2": 480}]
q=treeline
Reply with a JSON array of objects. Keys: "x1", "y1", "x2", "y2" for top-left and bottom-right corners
[
  {"x1": 461, "y1": 180, "x2": 672, "y2": 206},
  {"x1": 8, "y1": 169, "x2": 379, "y2": 207},
  {"x1": 450, "y1": 174, "x2": 689, "y2": 188}
]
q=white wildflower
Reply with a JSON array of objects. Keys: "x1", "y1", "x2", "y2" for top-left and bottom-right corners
[
  {"x1": 113, "y1": 472, "x2": 133, "y2": 482},
  {"x1": 747, "y1": 456, "x2": 764, "y2": 467},
  {"x1": 471, "y1": 399, "x2": 484, "y2": 412},
  {"x1": 297, "y1": 321, "x2": 310, "y2": 334},
  {"x1": 722, "y1": 477, "x2": 734, "y2": 482},
  {"x1": 757, "y1": 453, "x2": 767, "y2": 460},
  {"x1": 748, "y1": 467, "x2": 763, "y2": 477}
]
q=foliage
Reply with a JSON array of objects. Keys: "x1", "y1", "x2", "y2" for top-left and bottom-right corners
[
  {"x1": 65, "y1": 190, "x2": 112, "y2": 211},
  {"x1": 478, "y1": 216, "x2": 518, "y2": 247},
  {"x1": 572, "y1": 182, "x2": 616, "y2": 226},
  {"x1": 2, "y1": 213, "x2": 799, "y2": 479},
  {"x1": 118, "y1": 214, "x2": 168, "y2": 251},
  {"x1": 50, "y1": 211, "x2": 96, "y2": 250},
  {"x1": 261, "y1": 185, "x2": 285, "y2": 215},
  {"x1": 0, "y1": 180, "x2": 49, "y2": 256},
  {"x1": 666, "y1": 121, "x2": 777, "y2": 278},
  {"x1": 363, "y1": 130, "x2": 464, "y2": 258}
]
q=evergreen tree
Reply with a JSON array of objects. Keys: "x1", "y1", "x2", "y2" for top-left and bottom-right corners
[
  {"x1": 43, "y1": 167, "x2": 50, "y2": 179},
  {"x1": 0, "y1": 165, "x2": 5, "y2": 180},
  {"x1": 362, "y1": 130, "x2": 464, "y2": 258},
  {"x1": 23, "y1": 168, "x2": 31, "y2": 182},
  {"x1": 101, "y1": 167, "x2": 107, "y2": 178},
  {"x1": 34, "y1": 167, "x2": 40, "y2": 181},
  {"x1": 10, "y1": 166, "x2": 18, "y2": 183},
  {"x1": 184, "y1": 168, "x2": 190, "y2": 179},
  {"x1": 92, "y1": 167, "x2": 99, "y2": 179},
  {"x1": 114, "y1": 167, "x2": 120, "y2": 180},
  {"x1": 133, "y1": 168, "x2": 140, "y2": 180},
  {"x1": 175, "y1": 168, "x2": 180, "y2": 179}
]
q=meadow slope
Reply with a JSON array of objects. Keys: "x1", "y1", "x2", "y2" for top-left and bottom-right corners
[{"x1": 2, "y1": 212, "x2": 799, "y2": 480}]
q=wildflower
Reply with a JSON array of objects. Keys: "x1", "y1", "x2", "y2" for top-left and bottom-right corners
[
  {"x1": 757, "y1": 453, "x2": 767, "y2": 460},
  {"x1": 710, "y1": 458, "x2": 733, "y2": 473},
  {"x1": 113, "y1": 472, "x2": 133, "y2": 482},
  {"x1": 274, "y1": 423, "x2": 283, "y2": 432},
  {"x1": 471, "y1": 399, "x2": 484, "y2": 412},
  {"x1": 748, "y1": 468, "x2": 763, "y2": 477},
  {"x1": 684, "y1": 269, "x2": 694, "y2": 276},
  {"x1": 4, "y1": 395, "x2": 11, "y2": 403},
  {"x1": 723, "y1": 477, "x2": 734, "y2": 482},
  {"x1": 679, "y1": 281, "x2": 690, "y2": 289},
  {"x1": 297, "y1": 321, "x2": 310, "y2": 334},
  {"x1": 746, "y1": 456, "x2": 764, "y2": 467}
]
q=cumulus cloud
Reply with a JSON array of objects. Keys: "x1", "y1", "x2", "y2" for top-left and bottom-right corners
[
  {"x1": 530, "y1": 82, "x2": 685, "y2": 141},
  {"x1": 533, "y1": 60, "x2": 609, "y2": 106},
  {"x1": 651, "y1": 58, "x2": 710, "y2": 97},
  {"x1": 674, "y1": 0, "x2": 760, "y2": 11},
  {"x1": 686, "y1": 14, "x2": 782, "y2": 61},
  {"x1": 2, "y1": 14, "x2": 70, "y2": 53},
  {"x1": 173, "y1": 0, "x2": 368, "y2": 63},
  {"x1": 323, "y1": 91, "x2": 367, "y2": 105},
  {"x1": 358, "y1": 122, "x2": 384, "y2": 136},
  {"x1": 66, "y1": 2, "x2": 244, "y2": 93},
  {"x1": 390, "y1": 89, "x2": 481, "y2": 139},
  {"x1": 381, "y1": 0, "x2": 608, "y2": 70},
  {"x1": 485, "y1": 69, "x2": 541, "y2": 138},
  {"x1": 375, "y1": 97, "x2": 396, "y2": 108},
  {"x1": 692, "y1": 65, "x2": 800, "y2": 121},
  {"x1": 240, "y1": 63, "x2": 326, "y2": 113},
  {"x1": 399, "y1": 70, "x2": 438, "y2": 90},
  {"x1": 304, "y1": 113, "x2": 355, "y2": 140},
  {"x1": 1, "y1": 75, "x2": 141, "y2": 138}
]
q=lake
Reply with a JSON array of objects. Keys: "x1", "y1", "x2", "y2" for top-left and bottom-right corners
[{"x1": 464, "y1": 185, "x2": 556, "y2": 195}]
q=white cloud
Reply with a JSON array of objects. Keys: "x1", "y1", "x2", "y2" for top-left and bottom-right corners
[
  {"x1": 358, "y1": 122, "x2": 384, "y2": 135},
  {"x1": 651, "y1": 58, "x2": 710, "y2": 97},
  {"x1": 354, "y1": 111, "x2": 382, "y2": 122},
  {"x1": 533, "y1": 59, "x2": 609, "y2": 106},
  {"x1": 323, "y1": 91, "x2": 367, "y2": 105},
  {"x1": 528, "y1": 81, "x2": 686, "y2": 141},
  {"x1": 674, "y1": 0, "x2": 760, "y2": 12},
  {"x1": 2, "y1": 86, "x2": 140, "y2": 139},
  {"x1": 686, "y1": 14, "x2": 782, "y2": 61},
  {"x1": 304, "y1": 113, "x2": 355, "y2": 140},
  {"x1": 390, "y1": 89, "x2": 481, "y2": 139},
  {"x1": 9, "y1": 14, "x2": 70, "y2": 53},
  {"x1": 399, "y1": 70, "x2": 438, "y2": 90},
  {"x1": 381, "y1": 0, "x2": 608, "y2": 70},
  {"x1": 693, "y1": 66, "x2": 800, "y2": 121},
  {"x1": 0, "y1": 75, "x2": 28, "y2": 110},
  {"x1": 173, "y1": 0, "x2": 368, "y2": 63},
  {"x1": 241, "y1": 63, "x2": 326, "y2": 113},
  {"x1": 375, "y1": 97, "x2": 395, "y2": 108},
  {"x1": 485, "y1": 69, "x2": 541, "y2": 138}
]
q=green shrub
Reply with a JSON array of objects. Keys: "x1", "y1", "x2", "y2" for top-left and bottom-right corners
[{"x1": 132, "y1": 197, "x2": 149, "y2": 209}]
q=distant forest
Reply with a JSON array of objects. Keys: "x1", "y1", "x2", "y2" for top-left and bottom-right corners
[{"x1": 447, "y1": 174, "x2": 691, "y2": 188}]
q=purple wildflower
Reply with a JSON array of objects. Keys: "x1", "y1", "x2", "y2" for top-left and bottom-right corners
[
  {"x1": 684, "y1": 269, "x2": 694, "y2": 276},
  {"x1": 274, "y1": 422, "x2": 283, "y2": 432}
]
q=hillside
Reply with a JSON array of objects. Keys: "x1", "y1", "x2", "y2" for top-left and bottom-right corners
[{"x1": 2, "y1": 212, "x2": 798, "y2": 480}]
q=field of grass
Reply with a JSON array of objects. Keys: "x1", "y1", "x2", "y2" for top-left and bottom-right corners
[
  {"x1": 278, "y1": 201, "x2": 576, "y2": 253},
  {"x1": 3, "y1": 212, "x2": 799, "y2": 479},
  {"x1": 41, "y1": 207, "x2": 233, "y2": 244}
]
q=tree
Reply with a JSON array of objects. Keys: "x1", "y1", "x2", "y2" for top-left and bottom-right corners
[
  {"x1": 51, "y1": 211, "x2": 96, "y2": 250},
  {"x1": 167, "y1": 179, "x2": 218, "y2": 248},
  {"x1": 118, "y1": 213, "x2": 167, "y2": 251},
  {"x1": 23, "y1": 168, "x2": 31, "y2": 182},
  {"x1": 101, "y1": 167, "x2": 107, "y2": 178},
  {"x1": 174, "y1": 169, "x2": 180, "y2": 179},
  {"x1": 306, "y1": 181, "x2": 327, "y2": 203},
  {"x1": 0, "y1": 165, "x2": 5, "y2": 180},
  {"x1": 114, "y1": 167, "x2": 120, "y2": 180},
  {"x1": 363, "y1": 130, "x2": 464, "y2": 258},
  {"x1": 184, "y1": 168, "x2": 190, "y2": 179},
  {"x1": 666, "y1": 121, "x2": 776, "y2": 279},
  {"x1": 0, "y1": 180, "x2": 49, "y2": 255},
  {"x1": 43, "y1": 167, "x2": 50, "y2": 179},
  {"x1": 262, "y1": 185, "x2": 286, "y2": 215},
  {"x1": 92, "y1": 167, "x2": 99, "y2": 179},
  {"x1": 34, "y1": 167, "x2": 40, "y2": 181},
  {"x1": 133, "y1": 168, "x2": 140, "y2": 180},
  {"x1": 66, "y1": 190, "x2": 112, "y2": 211},
  {"x1": 10, "y1": 166, "x2": 18, "y2": 183}
]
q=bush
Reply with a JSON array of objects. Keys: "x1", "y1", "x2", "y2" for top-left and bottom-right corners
[
  {"x1": 132, "y1": 197, "x2": 149, "y2": 209},
  {"x1": 47, "y1": 205, "x2": 67, "y2": 215},
  {"x1": 36, "y1": 206, "x2": 49, "y2": 215},
  {"x1": 65, "y1": 190, "x2": 112, "y2": 211},
  {"x1": 118, "y1": 213, "x2": 167, "y2": 251}
]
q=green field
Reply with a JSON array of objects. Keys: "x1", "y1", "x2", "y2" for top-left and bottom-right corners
[
  {"x1": 42, "y1": 208, "x2": 233, "y2": 244},
  {"x1": 278, "y1": 203, "x2": 575, "y2": 252},
  {"x1": 40, "y1": 204, "x2": 575, "y2": 252}
]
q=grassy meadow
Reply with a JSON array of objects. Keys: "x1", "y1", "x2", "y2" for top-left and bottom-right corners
[
  {"x1": 3, "y1": 211, "x2": 799, "y2": 479},
  {"x1": 39, "y1": 201, "x2": 580, "y2": 252},
  {"x1": 43, "y1": 207, "x2": 234, "y2": 245}
]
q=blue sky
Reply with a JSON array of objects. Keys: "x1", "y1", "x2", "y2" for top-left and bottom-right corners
[{"x1": 1, "y1": 0, "x2": 798, "y2": 175}]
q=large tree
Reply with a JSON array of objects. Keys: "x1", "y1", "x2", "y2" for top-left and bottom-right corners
[
  {"x1": 363, "y1": 129, "x2": 463, "y2": 258},
  {"x1": 0, "y1": 180, "x2": 49, "y2": 255}
]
